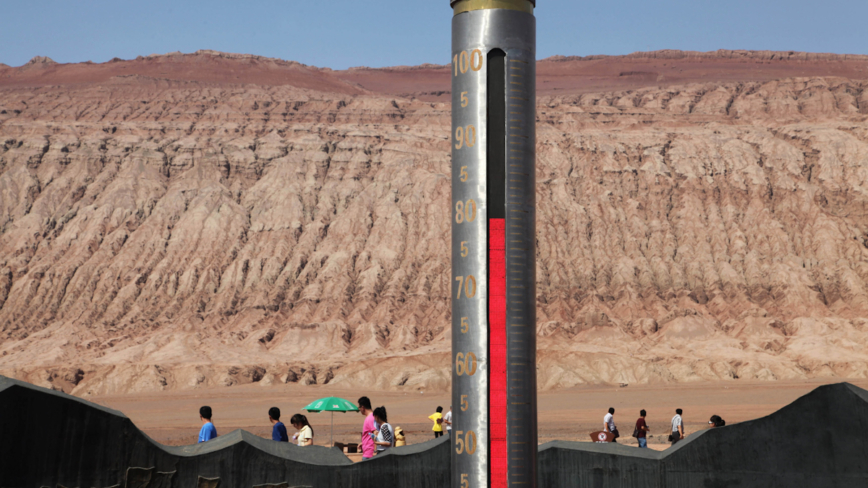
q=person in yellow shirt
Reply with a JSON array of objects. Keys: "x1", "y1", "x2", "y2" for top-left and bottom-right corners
[{"x1": 428, "y1": 406, "x2": 444, "y2": 438}]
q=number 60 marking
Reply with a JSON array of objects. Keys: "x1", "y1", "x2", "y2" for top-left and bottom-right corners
[{"x1": 455, "y1": 352, "x2": 477, "y2": 376}]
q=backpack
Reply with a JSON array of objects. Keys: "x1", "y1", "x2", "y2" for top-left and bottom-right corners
[{"x1": 394, "y1": 426, "x2": 406, "y2": 447}]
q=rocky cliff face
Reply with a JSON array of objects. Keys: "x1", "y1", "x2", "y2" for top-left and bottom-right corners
[{"x1": 1, "y1": 51, "x2": 867, "y2": 395}]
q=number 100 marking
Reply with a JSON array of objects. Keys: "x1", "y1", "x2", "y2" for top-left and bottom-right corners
[{"x1": 453, "y1": 49, "x2": 484, "y2": 76}]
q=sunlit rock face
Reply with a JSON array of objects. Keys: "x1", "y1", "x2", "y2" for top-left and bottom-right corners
[{"x1": 1, "y1": 50, "x2": 868, "y2": 394}]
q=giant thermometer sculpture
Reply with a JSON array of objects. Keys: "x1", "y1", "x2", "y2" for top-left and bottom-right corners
[{"x1": 450, "y1": 1, "x2": 537, "y2": 487}]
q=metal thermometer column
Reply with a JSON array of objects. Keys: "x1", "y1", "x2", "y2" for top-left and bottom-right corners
[{"x1": 451, "y1": 1, "x2": 537, "y2": 487}]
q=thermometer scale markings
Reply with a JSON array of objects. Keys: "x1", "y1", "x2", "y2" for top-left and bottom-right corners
[
  {"x1": 505, "y1": 52, "x2": 535, "y2": 488},
  {"x1": 452, "y1": 2, "x2": 536, "y2": 487}
]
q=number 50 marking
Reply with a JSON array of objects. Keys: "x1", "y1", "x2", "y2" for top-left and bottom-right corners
[{"x1": 455, "y1": 430, "x2": 477, "y2": 454}]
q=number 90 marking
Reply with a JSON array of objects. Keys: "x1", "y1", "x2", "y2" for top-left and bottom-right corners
[{"x1": 455, "y1": 125, "x2": 477, "y2": 149}]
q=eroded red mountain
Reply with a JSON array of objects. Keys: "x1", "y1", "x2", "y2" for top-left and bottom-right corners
[{"x1": 1, "y1": 50, "x2": 867, "y2": 395}]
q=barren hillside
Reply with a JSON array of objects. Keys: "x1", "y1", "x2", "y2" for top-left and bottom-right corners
[{"x1": 1, "y1": 50, "x2": 868, "y2": 395}]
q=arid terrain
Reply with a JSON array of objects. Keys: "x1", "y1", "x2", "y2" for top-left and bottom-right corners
[
  {"x1": 92, "y1": 378, "x2": 868, "y2": 451},
  {"x1": 1, "y1": 49, "x2": 868, "y2": 397}
]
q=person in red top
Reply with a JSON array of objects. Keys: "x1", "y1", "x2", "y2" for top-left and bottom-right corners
[{"x1": 635, "y1": 409, "x2": 650, "y2": 448}]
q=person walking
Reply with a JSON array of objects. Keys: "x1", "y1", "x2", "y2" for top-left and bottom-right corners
[
  {"x1": 429, "y1": 406, "x2": 444, "y2": 438},
  {"x1": 444, "y1": 406, "x2": 453, "y2": 437},
  {"x1": 373, "y1": 406, "x2": 394, "y2": 454},
  {"x1": 708, "y1": 415, "x2": 726, "y2": 428},
  {"x1": 290, "y1": 413, "x2": 314, "y2": 446},
  {"x1": 358, "y1": 396, "x2": 376, "y2": 459},
  {"x1": 198, "y1": 406, "x2": 217, "y2": 443},
  {"x1": 670, "y1": 408, "x2": 685, "y2": 445},
  {"x1": 603, "y1": 407, "x2": 619, "y2": 442},
  {"x1": 268, "y1": 407, "x2": 288, "y2": 442},
  {"x1": 635, "y1": 409, "x2": 650, "y2": 448}
]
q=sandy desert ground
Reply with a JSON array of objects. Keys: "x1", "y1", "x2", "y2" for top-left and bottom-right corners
[{"x1": 91, "y1": 377, "x2": 868, "y2": 453}]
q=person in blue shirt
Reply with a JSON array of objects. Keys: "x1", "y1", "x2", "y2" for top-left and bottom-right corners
[
  {"x1": 198, "y1": 406, "x2": 217, "y2": 443},
  {"x1": 269, "y1": 407, "x2": 289, "y2": 442}
]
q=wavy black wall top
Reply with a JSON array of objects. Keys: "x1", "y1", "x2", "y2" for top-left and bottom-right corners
[
  {"x1": 537, "y1": 382, "x2": 868, "y2": 487},
  {"x1": 0, "y1": 376, "x2": 448, "y2": 488},
  {"x1": 2, "y1": 376, "x2": 867, "y2": 488}
]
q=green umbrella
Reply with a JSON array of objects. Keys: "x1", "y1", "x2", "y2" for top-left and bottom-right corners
[{"x1": 303, "y1": 397, "x2": 359, "y2": 446}]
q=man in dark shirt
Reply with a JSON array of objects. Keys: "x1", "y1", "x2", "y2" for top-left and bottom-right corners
[
  {"x1": 636, "y1": 409, "x2": 650, "y2": 448},
  {"x1": 269, "y1": 407, "x2": 289, "y2": 442}
]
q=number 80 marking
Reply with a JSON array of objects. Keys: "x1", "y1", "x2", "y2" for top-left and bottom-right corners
[{"x1": 455, "y1": 199, "x2": 477, "y2": 223}]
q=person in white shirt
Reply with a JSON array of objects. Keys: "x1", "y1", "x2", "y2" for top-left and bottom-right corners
[
  {"x1": 290, "y1": 414, "x2": 314, "y2": 447},
  {"x1": 670, "y1": 408, "x2": 685, "y2": 445},
  {"x1": 603, "y1": 407, "x2": 619, "y2": 442},
  {"x1": 444, "y1": 406, "x2": 453, "y2": 437},
  {"x1": 373, "y1": 406, "x2": 394, "y2": 453}
]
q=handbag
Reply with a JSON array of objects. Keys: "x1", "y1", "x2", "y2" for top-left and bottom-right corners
[{"x1": 632, "y1": 426, "x2": 640, "y2": 438}]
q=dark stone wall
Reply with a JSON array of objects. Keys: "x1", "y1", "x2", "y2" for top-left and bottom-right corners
[
  {"x1": 660, "y1": 382, "x2": 868, "y2": 488},
  {"x1": 537, "y1": 441, "x2": 661, "y2": 488},
  {"x1": 0, "y1": 376, "x2": 448, "y2": 488},
  {"x1": 536, "y1": 383, "x2": 868, "y2": 488},
  {"x1": 2, "y1": 376, "x2": 868, "y2": 488}
]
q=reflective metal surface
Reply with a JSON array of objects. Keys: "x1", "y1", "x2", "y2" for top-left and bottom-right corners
[
  {"x1": 451, "y1": 0, "x2": 534, "y2": 15},
  {"x1": 451, "y1": 6, "x2": 536, "y2": 488}
]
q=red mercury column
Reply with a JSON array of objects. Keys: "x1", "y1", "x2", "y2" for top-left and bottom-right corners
[{"x1": 489, "y1": 218, "x2": 507, "y2": 487}]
